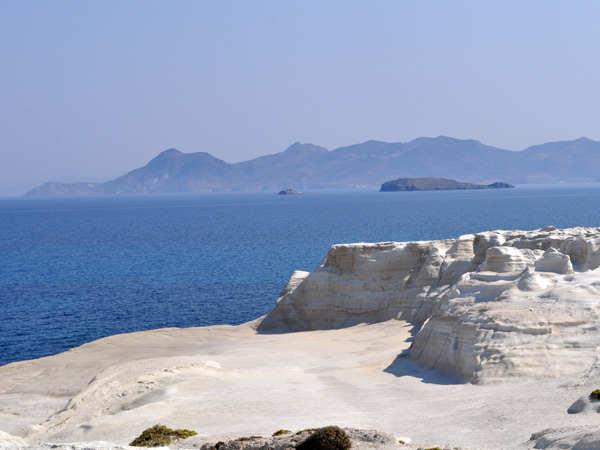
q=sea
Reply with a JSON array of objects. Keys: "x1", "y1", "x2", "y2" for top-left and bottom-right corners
[{"x1": 2, "y1": 184, "x2": 600, "y2": 367}]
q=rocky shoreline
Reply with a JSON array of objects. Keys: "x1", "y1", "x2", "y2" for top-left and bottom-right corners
[{"x1": 3, "y1": 227, "x2": 600, "y2": 450}]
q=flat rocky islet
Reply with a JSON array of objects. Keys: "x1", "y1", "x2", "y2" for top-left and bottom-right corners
[
  {"x1": 3, "y1": 226, "x2": 600, "y2": 450},
  {"x1": 277, "y1": 189, "x2": 304, "y2": 195},
  {"x1": 379, "y1": 177, "x2": 515, "y2": 192}
]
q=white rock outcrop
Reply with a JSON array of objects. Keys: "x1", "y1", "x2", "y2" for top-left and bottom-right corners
[
  {"x1": 0, "y1": 430, "x2": 27, "y2": 448},
  {"x1": 257, "y1": 226, "x2": 600, "y2": 383}
]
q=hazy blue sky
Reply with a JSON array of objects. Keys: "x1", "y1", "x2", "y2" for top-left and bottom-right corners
[{"x1": 1, "y1": 1, "x2": 600, "y2": 195}]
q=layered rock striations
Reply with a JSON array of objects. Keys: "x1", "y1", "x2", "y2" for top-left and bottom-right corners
[{"x1": 258, "y1": 226, "x2": 600, "y2": 383}]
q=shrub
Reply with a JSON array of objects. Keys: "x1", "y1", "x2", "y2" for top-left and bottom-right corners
[
  {"x1": 591, "y1": 390, "x2": 600, "y2": 400},
  {"x1": 295, "y1": 428, "x2": 319, "y2": 435},
  {"x1": 296, "y1": 426, "x2": 351, "y2": 450},
  {"x1": 273, "y1": 429, "x2": 292, "y2": 436},
  {"x1": 130, "y1": 424, "x2": 198, "y2": 447}
]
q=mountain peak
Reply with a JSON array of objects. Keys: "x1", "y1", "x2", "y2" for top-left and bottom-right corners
[
  {"x1": 282, "y1": 142, "x2": 328, "y2": 155},
  {"x1": 435, "y1": 136, "x2": 482, "y2": 145},
  {"x1": 285, "y1": 141, "x2": 313, "y2": 151},
  {"x1": 147, "y1": 148, "x2": 184, "y2": 165},
  {"x1": 160, "y1": 148, "x2": 182, "y2": 155}
]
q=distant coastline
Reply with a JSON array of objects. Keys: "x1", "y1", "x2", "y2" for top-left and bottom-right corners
[{"x1": 24, "y1": 136, "x2": 600, "y2": 196}]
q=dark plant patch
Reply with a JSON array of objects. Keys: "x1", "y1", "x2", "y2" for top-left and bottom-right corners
[
  {"x1": 130, "y1": 424, "x2": 197, "y2": 447},
  {"x1": 296, "y1": 426, "x2": 351, "y2": 450}
]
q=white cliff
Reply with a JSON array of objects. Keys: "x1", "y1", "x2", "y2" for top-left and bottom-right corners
[{"x1": 258, "y1": 226, "x2": 600, "y2": 383}]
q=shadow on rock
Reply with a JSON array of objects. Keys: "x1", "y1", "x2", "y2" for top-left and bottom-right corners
[{"x1": 383, "y1": 352, "x2": 462, "y2": 386}]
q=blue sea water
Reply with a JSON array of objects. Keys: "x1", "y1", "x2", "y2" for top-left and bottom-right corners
[{"x1": 2, "y1": 184, "x2": 600, "y2": 367}]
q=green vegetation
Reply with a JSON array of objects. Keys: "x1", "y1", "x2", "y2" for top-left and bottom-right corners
[
  {"x1": 398, "y1": 440, "x2": 406, "y2": 445},
  {"x1": 591, "y1": 389, "x2": 600, "y2": 400},
  {"x1": 295, "y1": 428, "x2": 320, "y2": 435},
  {"x1": 129, "y1": 424, "x2": 197, "y2": 447},
  {"x1": 273, "y1": 429, "x2": 292, "y2": 436},
  {"x1": 296, "y1": 426, "x2": 351, "y2": 450}
]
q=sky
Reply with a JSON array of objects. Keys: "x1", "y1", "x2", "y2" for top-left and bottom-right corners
[{"x1": 1, "y1": 1, "x2": 600, "y2": 195}]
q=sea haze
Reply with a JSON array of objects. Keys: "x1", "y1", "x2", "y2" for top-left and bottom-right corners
[{"x1": 2, "y1": 184, "x2": 600, "y2": 366}]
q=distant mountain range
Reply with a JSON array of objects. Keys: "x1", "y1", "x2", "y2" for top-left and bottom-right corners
[{"x1": 25, "y1": 136, "x2": 600, "y2": 196}]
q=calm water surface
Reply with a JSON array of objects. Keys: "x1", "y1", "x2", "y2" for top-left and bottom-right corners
[{"x1": 2, "y1": 184, "x2": 600, "y2": 366}]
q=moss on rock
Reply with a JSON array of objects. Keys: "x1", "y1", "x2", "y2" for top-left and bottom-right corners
[
  {"x1": 130, "y1": 424, "x2": 197, "y2": 447},
  {"x1": 273, "y1": 429, "x2": 292, "y2": 436}
]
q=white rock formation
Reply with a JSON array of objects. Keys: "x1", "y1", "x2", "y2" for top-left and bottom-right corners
[
  {"x1": 567, "y1": 395, "x2": 600, "y2": 414},
  {"x1": 0, "y1": 430, "x2": 27, "y2": 448},
  {"x1": 258, "y1": 226, "x2": 600, "y2": 383},
  {"x1": 530, "y1": 427, "x2": 600, "y2": 450},
  {"x1": 6, "y1": 227, "x2": 600, "y2": 450}
]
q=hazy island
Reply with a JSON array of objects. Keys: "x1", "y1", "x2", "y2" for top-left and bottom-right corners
[
  {"x1": 24, "y1": 136, "x2": 600, "y2": 196},
  {"x1": 380, "y1": 177, "x2": 515, "y2": 192},
  {"x1": 277, "y1": 189, "x2": 303, "y2": 195}
]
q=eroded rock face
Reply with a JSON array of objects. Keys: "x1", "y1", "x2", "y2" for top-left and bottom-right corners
[{"x1": 257, "y1": 226, "x2": 600, "y2": 383}]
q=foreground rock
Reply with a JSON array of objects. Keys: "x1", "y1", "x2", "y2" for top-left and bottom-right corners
[
  {"x1": 4, "y1": 227, "x2": 600, "y2": 450},
  {"x1": 379, "y1": 177, "x2": 514, "y2": 192},
  {"x1": 0, "y1": 429, "x2": 480, "y2": 450},
  {"x1": 193, "y1": 428, "x2": 400, "y2": 450}
]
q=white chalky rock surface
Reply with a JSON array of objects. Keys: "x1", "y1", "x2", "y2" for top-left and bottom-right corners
[
  {"x1": 4, "y1": 227, "x2": 600, "y2": 450},
  {"x1": 259, "y1": 226, "x2": 600, "y2": 382}
]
